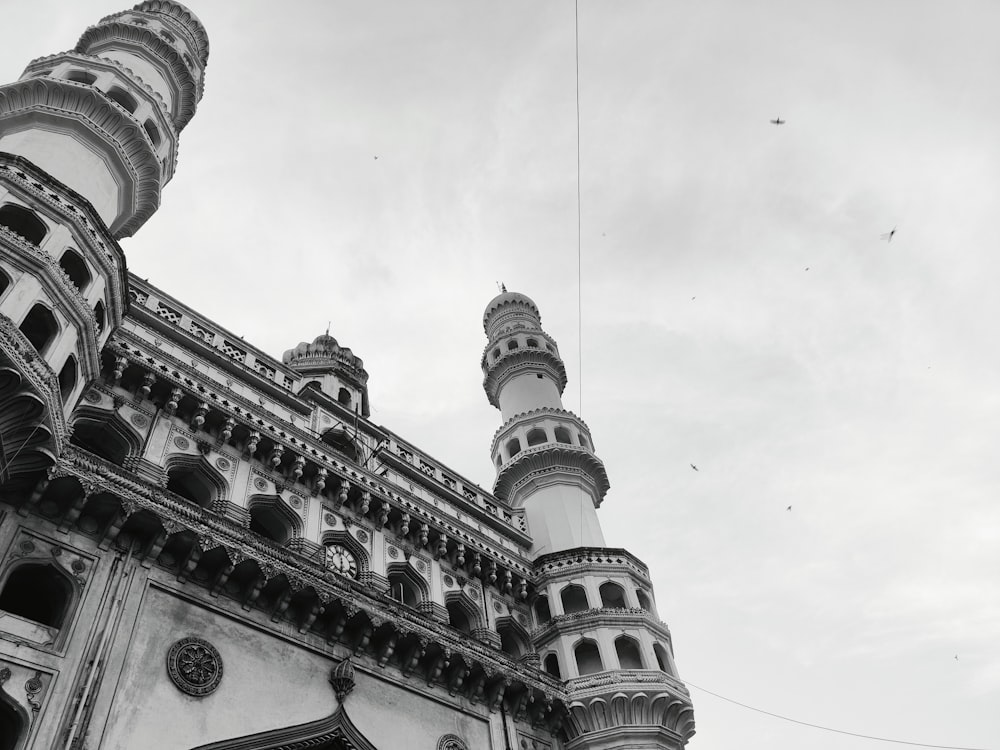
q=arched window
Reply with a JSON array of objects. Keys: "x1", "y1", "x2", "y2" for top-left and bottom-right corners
[
  {"x1": 533, "y1": 594, "x2": 551, "y2": 624},
  {"x1": 491, "y1": 348, "x2": 500, "y2": 361},
  {"x1": 0, "y1": 203, "x2": 47, "y2": 246},
  {"x1": 94, "y1": 300, "x2": 106, "y2": 333},
  {"x1": 578, "y1": 434, "x2": 590, "y2": 450},
  {"x1": 71, "y1": 415, "x2": 141, "y2": 465},
  {"x1": 0, "y1": 697, "x2": 25, "y2": 750},
  {"x1": 389, "y1": 569, "x2": 424, "y2": 607},
  {"x1": 337, "y1": 387, "x2": 352, "y2": 407},
  {"x1": 543, "y1": 653, "x2": 561, "y2": 678},
  {"x1": 248, "y1": 500, "x2": 297, "y2": 545},
  {"x1": 505, "y1": 438, "x2": 521, "y2": 460},
  {"x1": 445, "y1": 599, "x2": 477, "y2": 634},
  {"x1": 526, "y1": 428, "x2": 546, "y2": 447},
  {"x1": 654, "y1": 643, "x2": 672, "y2": 674},
  {"x1": 560, "y1": 584, "x2": 589, "y2": 614},
  {"x1": 19, "y1": 304, "x2": 58, "y2": 354},
  {"x1": 166, "y1": 463, "x2": 222, "y2": 509},
  {"x1": 554, "y1": 426, "x2": 571, "y2": 444},
  {"x1": 599, "y1": 581, "x2": 627, "y2": 609},
  {"x1": 106, "y1": 86, "x2": 138, "y2": 113},
  {"x1": 575, "y1": 640, "x2": 603, "y2": 676},
  {"x1": 498, "y1": 622, "x2": 529, "y2": 659},
  {"x1": 0, "y1": 562, "x2": 74, "y2": 629},
  {"x1": 526, "y1": 338, "x2": 539, "y2": 348},
  {"x1": 143, "y1": 119, "x2": 161, "y2": 147},
  {"x1": 321, "y1": 429, "x2": 358, "y2": 462},
  {"x1": 507, "y1": 340, "x2": 518, "y2": 351},
  {"x1": 66, "y1": 70, "x2": 96, "y2": 85},
  {"x1": 615, "y1": 636, "x2": 643, "y2": 669},
  {"x1": 59, "y1": 248, "x2": 91, "y2": 292},
  {"x1": 636, "y1": 589, "x2": 652, "y2": 612},
  {"x1": 58, "y1": 355, "x2": 77, "y2": 402},
  {"x1": 0, "y1": 268, "x2": 10, "y2": 298}
]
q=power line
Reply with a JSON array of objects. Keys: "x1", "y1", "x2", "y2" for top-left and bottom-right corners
[
  {"x1": 574, "y1": 0, "x2": 583, "y2": 417},
  {"x1": 685, "y1": 681, "x2": 994, "y2": 750}
]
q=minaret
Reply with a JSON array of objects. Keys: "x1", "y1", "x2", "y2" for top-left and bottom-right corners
[
  {"x1": 481, "y1": 290, "x2": 609, "y2": 556},
  {"x1": 482, "y1": 291, "x2": 695, "y2": 750},
  {"x1": 0, "y1": 2, "x2": 207, "y2": 478}
]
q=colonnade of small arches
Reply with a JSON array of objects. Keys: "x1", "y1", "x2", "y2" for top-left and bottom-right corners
[
  {"x1": 499, "y1": 423, "x2": 592, "y2": 466},
  {"x1": 539, "y1": 635, "x2": 675, "y2": 681},
  {"x1": 487, "y1": 334, "x2": 558, "y2": 366}
]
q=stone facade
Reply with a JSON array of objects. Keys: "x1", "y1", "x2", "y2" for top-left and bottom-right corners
[{"x1": 0, "y1": 4, "x2": 694, "y2": 749}]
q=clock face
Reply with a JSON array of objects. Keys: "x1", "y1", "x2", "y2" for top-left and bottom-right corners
[{"x1": 325, "y1": 544, "x2": 359, "y2": 578}]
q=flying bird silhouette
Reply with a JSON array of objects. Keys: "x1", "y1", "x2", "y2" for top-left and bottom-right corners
[
  {"x1": 770, "y1": 117, "x2": 785, "y2": 125},
  {"x1": 786, "y1": 505, "x2": 792, "y2": 511},
  {"x1": 690, "y1": 464, "x2": 698, "y2": 472},
  {"x1": 880, "y1": 227, "x2": 896, "y2": 242}
]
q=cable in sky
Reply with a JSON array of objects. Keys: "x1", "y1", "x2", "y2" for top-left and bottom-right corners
[
  {"x1": 574, "y1": 0, "x2": 583, "y2": 417},
  {"x1": 685, "y1": 681, "x2": 995, "y2": 750}
]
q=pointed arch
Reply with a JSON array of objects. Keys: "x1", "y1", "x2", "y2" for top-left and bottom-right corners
[
  {"x1": 247, "y1": 495, "x2": 302, "y2": 545},
  {"x1": 165, "y1": 454, "x2": 228, "y2": 509},
  {"x1": 70, "y1": 408, "x2": 143, "y2": 466},
  {"x1": 188, "y1": 706, "x2": 378, "y2": 750},
  {"x1": 386, "y1": 562, "x2": 427, "y2": 608},
  {"x1": 496, "y1": 616, "x2": 531, "y2": 659},
  {"x1": 0, "y1": 689, "x2": 27, "y2": 750},
  {"x1": 443, "y1": 591, "x2": 481, "y2": 634}
]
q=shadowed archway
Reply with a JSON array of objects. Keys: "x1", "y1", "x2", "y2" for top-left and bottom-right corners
[{"x1": 188, "y1": 706, "x2": 377, "y2": 750}]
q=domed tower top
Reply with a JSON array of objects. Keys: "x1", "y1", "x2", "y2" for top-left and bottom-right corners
[
  {"x1": 283, "y1": 332, "x2": 370, "y2": 417},
  {"x1": 482, "y1": 290, "x2": 541, "y2": 339}
]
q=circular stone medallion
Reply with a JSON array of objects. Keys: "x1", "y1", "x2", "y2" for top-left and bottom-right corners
[
  {"x1": 173, "y1": 436, "x2": 190, "y2": 451},
  {"x1": 167, "y1": 637, "x2": 223, "y2": 696}
]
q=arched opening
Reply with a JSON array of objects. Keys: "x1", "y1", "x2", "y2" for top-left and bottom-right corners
[
  {"x1": 337, "y1": 387, "x2": 352, "y2": 407},
  {"x1": 505, "y1": 438, "x2": 521, "y2": 460},
  {"x1": 248, "y1": 502, "x2": 297, "y2": 545},
  {"x1": 71, "y1": 414, "x2": 140, "y2": 465},
  {"x1": 543, "y1": 653, "x2": 561, "y2": 678},
  {"x1": 106, "y1": 86, "x2": 138, "y2": 113},
  {"x1": 554, "y1": 426, "x2": 571, "y2": 444},
  {"x1": 507, "y1": 340, "x2": 518, "y2": 351},
  {"x1": 526, "y1": 428, "x2": 547, "y2": 447},
  {"x1": 18, "y1": 304, "x2": 58, "y2": 354},
  {"x1": 0, "y1": 204, "x2": 47, "y2": 246},
  {"x1": 533, "y1": 594, "x2": 551, "y2": 624},
  {"x1": 491, "y1": 348, "x2": 500, "y2": 361},
  {"x1": 0, "y1": 268, "x2": 10, "y2": 298},
  {"x1": 0, "y1": 562, "x2": 74, "y2": 629},
  {"x1": 387, "y1": 567, "x2": 424, "y2": 608},
  {"x1": 560, "y1": 584, "x2": 589, "y2": 614},
  {"x1": 166, "y1": 463, "x2": 222, "y2": 509},
  {"x1": 599, "y1": 581, "x2": 627, "y2": 609},
  {"x1": 578, "y1": 434, "x2": 590, "y2": 450},
  {"x1": 321, "y1": 429, "x2": 358, "y2": 462},
  {"x1": 526, "y1": 338, "x2": 539, "y2": 348},
  {"x1": 575, "y1": 640, "x2": 603, "y2": 676},
  {"x1": 445, "y1": 599, "x2": 476, "y2": 634},
  {"x1": 498, "y1": 622, "x2": 529, "y2": 659},
  {"x1": 94, "y1": 300, "x2": 106, "y2": 333},
  {"x1": 58, "y1": 355, "x2": 77, "y2": 402},
  {"x1": 654, "y1": 643, "x2": 672, "y2": 674},
  {"x1": 615, "y1": 636, "x2": 644, "y2": 669},
  {"x1": 0, "y1": 698, "x2": 24, "y2": 750},
  {"x1": 636, "y1": 589, "x2": 652, "y2": 612},
  {"x1": 143, "y1": 119, "x2": 161, "y2": 147},
  {"x1": 59, "y1": 248, "x2": 92, "y2": 292},
  {"x1": 66, "y1": 69, "x2": 97, "y2": 85}
]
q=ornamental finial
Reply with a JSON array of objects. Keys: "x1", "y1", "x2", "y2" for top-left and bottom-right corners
[{"x1": 329, "y1": 657, "x2": 356, "y2": 703}]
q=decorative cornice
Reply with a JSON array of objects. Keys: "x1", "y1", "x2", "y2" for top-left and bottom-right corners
[
  {"x1": 0, "y1": 320, "x2": 66, "y2": 455},
  {"x1": 0, "y1": 78, "x2": 161, "y2": 237},
  {"x1": 482, "y1": 291, "x2": 540, "y2": 332},
  {"x1": 531, "y1": 607, "x2": 671, "y2": 645},
  {"x1": 490, "y1": 407, "x2": 593, "y2": 453},
  {"x1": 493, "y1": 445, "x2": 609, "y2": 504},
  {"x1": 482, "y1": 348, "x2": 568, "y2": 407},
  {"x1": 533, "y1": 547, "x2": 650, "y2": 582},
  {"x1": 130, "y1": 0, "x2": 210, "y2": 67}
]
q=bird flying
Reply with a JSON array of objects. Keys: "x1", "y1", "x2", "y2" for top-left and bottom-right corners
[
  {"x1": 880, "y1": 227, "x2": 896, "y2": 242},
  {"x1": 690, "y1": 464, "x2": 699, "y2": 471},
  {"x1": 770, "y1": 117, "x2": 785, "y2": 125},
  {"x1": 787, "y1": 505, "x2": 792, "y2": 511}
]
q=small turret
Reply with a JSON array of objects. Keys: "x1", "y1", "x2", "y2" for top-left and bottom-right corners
[{"x1": 283, "y1": 332, "x2": 370, "y2": 417}]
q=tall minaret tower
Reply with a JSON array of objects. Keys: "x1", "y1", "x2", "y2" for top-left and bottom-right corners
[
  {"x1": 483, "y1": 291, "x2": 695, "y2": 750},
  {"x1": 482, "y1": 290, "x2": 610, "y2": 556},
  {"x1": 0, "y1": 2, "x2": 207, "y2": 478}
]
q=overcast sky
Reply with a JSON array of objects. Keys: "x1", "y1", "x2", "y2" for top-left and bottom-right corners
[{"x1": 5, "y1": 2, "x2": 999, "y2": 749}]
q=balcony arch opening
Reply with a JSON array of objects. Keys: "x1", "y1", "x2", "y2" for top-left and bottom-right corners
[
  {"x1": 543, "y1": 653, "x2": 561, "y2": 678},
  {"x1": 599, "y1": 581, "x2": 627, "y2": 609},
  {"x1": 71, "y1": 413, "x2": 142, "y2": 465},
  {"x1": 18, "y1": 304, "x2": 58, "y2": 354},
  {"x1": 0, "y1": 561, "x2": 74, "y2": 629},
  {"x1": 507, "y1": 340, "x2": 518, "y2": 351},
  {"x1": 505, "y1": 437, "x2": 521, "y2": 460},
  {"x1": 0, "y1": 696, "x2": 25, "y2": 750},
  {"x1": 491, "y1": 348, "x2": 500, "y2": 361},
  {"x1": 615, "y1": 635, "x2": 644, "y2": 670},
  {"x1": 337, "y1": 387, "x2": 352, "y2": 407},
  {"x1": 560, "y1": 583, "x2": 589, "y2": 614},
  {"x1": 387, "y1": 565, "x2": 426, "y2": 608},
  {"x1": 58, "y1": 355, "x2": 77, "y2": 402},
  {"x1": 321, "y1": 428, "x2": 358, "y2": 462},
  {"x1": 526, "y1": 338, "x2": 539, "y2": 348},
  {"x1": 143, "y1": 119, "x2": 161, "y2": 147},
  {"x1": 498, "y1": 621, "x2": 529, "y2": 659},
  {"x1": 106, "y1": 86, "x2": 137, "y2": 113},
  {"x1": 654, "y1": 642, "x2": 672, "y2": 674},
  {"x1": 445, "y1": 597, "x2": 478, "y2": 635},
  {"x1": 94, "y1": 300, "x2": 106, "y2": 333},
  {"x1": 248, "y1": 497, "x2": 299, "y2": 545},
  {"x1": 636, "y1": 589, "x2": 653, "y2": 612},
  {"x1": 533, "y1": 594, "x2": 551, "y2": 624},
  {"x1": 554, "y1": 426, "x2": 571, "y2": 444},
  {"x1": 526, "y1": 428, "x2": 546, "y2": 447},
  {"x1": 59, "y1": 248, "x2": 91, "y2": 292},
  {"x1": 575, "y1": 639, "x2": 603, "y2": 676},
  {"x1": 0, "y1": 203, "x2": 47, "y2": 246},
  {"x1": 166, "y1": 461, "x2": 225, "y2": 509},
  {"x1": 66, "y1": 69, "x2": 97, "y2": 85}
]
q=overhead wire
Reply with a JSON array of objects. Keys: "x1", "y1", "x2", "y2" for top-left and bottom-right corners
[
  {"x1": 685, "y1": 681, "x2": 995, "y2": 750},
  {"x1": 574, "y1": 0, "x2": 583, "y2": 418}
]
